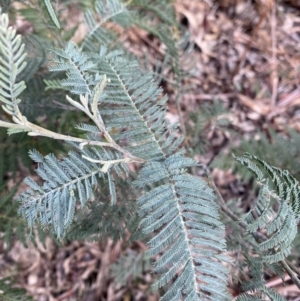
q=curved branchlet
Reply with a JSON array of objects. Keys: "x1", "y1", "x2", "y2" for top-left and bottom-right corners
[
  {"x1": 235, "y1": 153, "x2": 299, "y2": 264},
  {"x1": 232, "y1": 153, "x2": 300, "y2": 300}
]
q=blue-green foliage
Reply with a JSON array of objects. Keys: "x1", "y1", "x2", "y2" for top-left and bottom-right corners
[
  {"x1": 49, "y1": 42, "x2": 101, "y2": 95},
  {"x1": 237, "y1": 290, "x2": 285, "y2": 301},
  {"x1": 95, "y1": 48, "x2": 184, "y2": 160},
  {"x1": 235, "y1": 153, "x2": 299, "y2": 263},
  {"x1": 18, "y1": 139, "x2": 131, "y2": 238},
  {"x1": 133, "y1": 152, "x2": 231, "y2": 300},
  {"x1": 18, "y1": 149, "x2": 102, "y2": 237},
  {"x1": 0, "y1": 12, "x2": 26, "y2": 117},
  {"x1": 0, "y1": 2, "x2": 232, "y2": 300},
  {"x1": 17, "y1": 37, "x2": 231, "y2": 300},
  {"x1": 49, "y1": 42, "x2": 183, "y2": 161},
  {"x1": 44, "y1": 0, "x2": 60, "y2": 28},
  {"x1": 82, "y1": 0, "x2": 131, "y2": 51},
  {"x1": 237, "y1": 257, "x2": 286, "y2": 301},
  {"x1": 2, "y1": 1, "x2": 300, "y2": 300}
]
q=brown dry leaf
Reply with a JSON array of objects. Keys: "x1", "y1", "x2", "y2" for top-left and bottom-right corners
[{"x1": 237, "y1": 94, "x2": 270, "y2": 115}]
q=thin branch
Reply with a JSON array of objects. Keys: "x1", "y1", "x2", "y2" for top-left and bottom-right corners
[
  {"x1": 281, "y1": 260, "x2": 300, "y2": 289},
  {"x1": 82, "y1": 155, "x2": 144, "y2": 173},
  {"x1": 20, "y1": 116, "x2": 113, "y2": 147},
  {"x1": 65, "y1": 77, "x2": 144, "y2": 162},
  {"x1": 286, "y1": 260, "x2": 300, "y2": 277},
  {"x1": 1, "y1": 102, "x2": 143, "y2": 164}
]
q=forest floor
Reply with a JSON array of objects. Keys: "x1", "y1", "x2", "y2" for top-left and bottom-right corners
[{"x1": 1, "y1": 0, "x2": 300, "y2": 300}]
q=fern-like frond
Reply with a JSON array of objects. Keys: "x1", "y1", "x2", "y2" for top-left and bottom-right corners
[
  {"x1": 237, "y1": 257, "x2": 287, "y2": 301},
  {"x1": 240, "y1": 258, "x2": 265, "y2": 293},
  {"x1": 133, "y1": 152, "x2": 231, "y2": 300},
  {"x1": 81, "y1": 0, "x2": 131, "y2": 51},
  {"x1": 51, "y1": 44, "x2": 183, "y2": 161},
  {"x1": 0, "y1": 76, "x2": 80, "y2": 184},
  {"x1": 235, "y1": 153, "x2": 299, "y2": 264},
  {"x1": 75, "y1": 123, "x2": 100, "y2": 134},
  {"x1": 18, "y1": 137, "x2": 131, "y2": 238},
  {"x1": 44, "y1": 0, "x2": 60, "y2": 28},
  {"x1": 236, "y1": 296, "x2": 262, "y2": 301},
  {"x1": 0, "y1": 10, "x2": 27, "y2": 115},
  {"x1": 96, "y1": 49, "x2": 183, "y2": 160},
  {"x1": 48, "y1": 40, "x2": 231, "y2": 299},
  {"x1": 18, "y1": 149, "x2": 105, "y2": 238},
  {"x1": 237, "y1": 289, "x2": 286, "y2": 301},
  {"x1": 49, "y1": 42, "x2": 101, "y2": 96},
  {"x1": 236, "y1": 153, "x2": 300, "y2": 219},
  {"x1": 19, "y1": 34, "x2": 46, "y2": 82},
  {"x1": 262, "y1": 288, "x2": 286, "y2": 301},
  {"x1": 44, "y1": 78, "x2": 68, "y2": 91}
]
